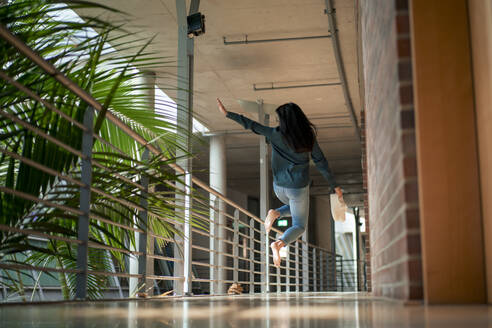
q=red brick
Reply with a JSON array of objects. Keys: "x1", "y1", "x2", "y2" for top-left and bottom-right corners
[
  {"x1": 407, "y1": 257, "x2": 423, "y2": 283},
  {"x1": 404, "y1": 179, "x2": 419, "y2": 203},
  {"x1": 396, "y1": 13, "x2": 410, "y2": 34},
  {"x1": 395, "y1": 0, "x2": 409, "y2": 11},
  {"x1": 397, "y1": 37, "x2": 411, "y2": 58},
  {"x1": 401, "y1": 131, "x2": 416, "y2": 155},
  {"x1": 406, "y1": 234, "x2": 422, "y2": 255},
  {"x1": 399, "y1": 84, "x2": 414, "y2": 105},
  {"x1": 403, "y1": 155, "x2": 418, "y2": 177},
  {"x1": 401, "y1": 109, "x2": 415, "y2": 129},
  {"x1": 405, "y1": 208, "x2": 420, "y2": 229}
]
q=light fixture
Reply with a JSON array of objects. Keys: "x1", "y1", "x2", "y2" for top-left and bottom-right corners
[{"x1": 277, "y1": 219, "x2": 288, "y2": 227}]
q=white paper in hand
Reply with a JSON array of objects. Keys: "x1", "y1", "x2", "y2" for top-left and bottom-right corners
[{"x1": 330, "y1": 193, "x2": 347, "y2": 222}]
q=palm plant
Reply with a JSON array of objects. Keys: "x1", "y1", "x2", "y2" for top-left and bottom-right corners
[{"x1": 0, "y1": 0, "x2": 207, "y2": 300}]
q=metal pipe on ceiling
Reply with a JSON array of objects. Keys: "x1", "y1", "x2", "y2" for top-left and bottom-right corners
[
  {"x1": 223, "y1": 34, "x2": 331, "y2": 45},
  {"x1": 324, "y1": 0, "x2": 361, "y2": 141},
  {"x1": 253, "y1": 81, "x2": 341, "y2": 91}
]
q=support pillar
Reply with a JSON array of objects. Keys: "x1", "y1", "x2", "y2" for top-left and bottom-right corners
[
  {"x1": 209, "y1": 135, "x2": 227, "y2": 294},
  {"x1": 258, "y1": 99, "x2": 270, "y2": 293},
  {"x1": 174, "y1": 0, "x2": 195, "y2": 296},
  {"x1": 129, "y1": 72, "x2": 156, "y2": 297}
]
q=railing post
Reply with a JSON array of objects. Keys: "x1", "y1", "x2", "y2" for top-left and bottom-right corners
[
  {"x1": 210, "y1": 197, "x2": 219, "y2": 294},
  {"x1": 295, "y1": 241, "x2": 300, "y2": 292},
  {"x1": 340, "y1": 257, "x2": 344, "y2": 292},
  {"x1": 233, "y1": 209, "x2": 239, "y2": 283},
  {"x1": 276, "y1": 260, "x2": 281, "y2": 293},
  {"x1": 326, "y1": 253, "x2": 330, "y2": 290},
  {"x1": 75, "y1": 106, "x2": 94, "y2": 300},
  {"x1": 302, "y1": 236, "x2": 309, "y2": 292},
  {"x1": 276, "y1": 233, "x2": 281, "y2": 292},
  {"x1": 138, "y1": 149, "x2": 153, "y2": 296},
  {"x1": 249, "y1": 217, "x2": 255, "y2": 294},
  {"x1": 183, "y1": 172, "x2": 193, "y2": 295},
  {"x1": 261, "y1": 231, "x2": 269, "y2": 293},
  {"x1": 334, "y1": 254, "x2": 338, "y2": 291},
  {"x1": 319, "y1": 250, "x2": 324, "y2": 291},
  {"x1": 313, "y1": 248, "x2": 317, "y2": 292},
  {"x1": 286, "y1": 244, "x2": 290, "y2": 292}
]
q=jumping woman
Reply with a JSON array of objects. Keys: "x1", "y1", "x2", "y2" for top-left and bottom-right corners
[{"x1": 216, "y1": 99, "x2": 343, "y2": 267}]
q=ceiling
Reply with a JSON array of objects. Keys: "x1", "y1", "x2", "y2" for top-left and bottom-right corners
[{"x1": 79, "y1": 0, "x2": 363, "y2": 200}]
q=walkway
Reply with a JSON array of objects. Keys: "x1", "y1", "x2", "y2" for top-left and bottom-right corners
[{"x1": 1, "y1": 292, "x2": 491, "y2": 327}]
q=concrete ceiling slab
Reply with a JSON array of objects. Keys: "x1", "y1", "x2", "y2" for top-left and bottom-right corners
[{"x1": 77, "y1": 0, "x2": 363, "y2": 197}]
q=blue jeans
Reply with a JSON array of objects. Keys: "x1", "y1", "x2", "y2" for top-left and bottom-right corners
[{"x1": 273, "y1": 183, "x2": 310, "y2": 245}]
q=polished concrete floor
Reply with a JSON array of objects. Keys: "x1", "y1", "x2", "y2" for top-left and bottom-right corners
[{"x1": 1, "y1": 292, "x2": 492, "y2": 327}]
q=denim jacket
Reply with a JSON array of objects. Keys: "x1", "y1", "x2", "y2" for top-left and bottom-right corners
[{"x1": 226, "y1": 111, "x2": 338, "y2": 190}]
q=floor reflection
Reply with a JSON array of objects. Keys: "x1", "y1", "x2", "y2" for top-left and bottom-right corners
[{"x1": 0, "y1": 292, "x2": 491, "y2": 327}]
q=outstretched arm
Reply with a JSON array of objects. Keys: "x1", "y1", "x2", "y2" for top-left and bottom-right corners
[
  {"x1": 217, "y1": 98, "x2": 273, "y2": 138},
  {"x1": 311, "y1": 139, "x2": 343, "y2": 200}
]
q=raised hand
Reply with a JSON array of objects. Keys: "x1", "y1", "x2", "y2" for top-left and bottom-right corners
[
  {"x1": 335, "y1": 186, "x2": 344, "y2": 203},
  {"x1": 216, "y1": 98, "x2": 228, "y2": 116}
]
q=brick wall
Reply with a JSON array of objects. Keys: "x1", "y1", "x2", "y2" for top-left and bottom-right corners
[
  {"x1": 360, "y1": 0, "x2": 422, "y2": 300},
  {"x1": 360, "y1": 110, "x2": 371, "y2": 292}
]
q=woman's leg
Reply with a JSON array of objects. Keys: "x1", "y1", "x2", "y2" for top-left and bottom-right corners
[
  {"x1": 271, "y1": 185, "x2": 309, "y2": 267},
  {"x1": 265, "y1": 184, "x2": 291, "y2": 233}
]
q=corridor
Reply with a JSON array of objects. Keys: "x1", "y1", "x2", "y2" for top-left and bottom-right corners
[{"x1": 2, "y1": 293, "x2": 491, "y2": 327}]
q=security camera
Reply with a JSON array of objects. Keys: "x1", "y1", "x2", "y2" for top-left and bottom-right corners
[{"x1": 187, "y1": 12, "x2": 205, "y2": 38}]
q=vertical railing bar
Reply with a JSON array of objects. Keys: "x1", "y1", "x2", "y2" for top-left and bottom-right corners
[
  {"x1": 326, "y1": 253, "x2": 330, "y2": 291},
  {"x1": 313, "y1": 248, "x2": 317, "y2": 292},
  {"x1": 285, "y1": 243, "x2": 290, "y2": 292},
  {"x1": 209, "y1": 196, "x2": 216, "y2": 294},
  {"x1": 213, "y1": 198, "x2": 220, "y2": 294},
  {"x1": 276, "y1": 237, "x2": 281, "y2": 292},
  {"x1": 75, "y1": 106, "x2": 94, "y2": 300},
  {"x1": 295, "y1": 240, "x2": 300, "y2": 292},
  {"x1": 183, "y1": 172, "x2": 193, "y2": 296},
  {"x1": 262, "y1": 230, "x2": 269, "y2": 292},
  {"x1": 233, "y1": 209, "x2": 239, "y2": 284},
  {"x1": 138, "y1": 148, "x2": 150, "y2": 296},
  {"x1": 319, "y1": 250, "x2": 325, "y2": 292},
  {"x1": 249, "y1": 217, "x2": 255, "y2": 294},
  {"x1": 340, "y1": 256, "x2": 344, "y2": 291},
  {"x1": 302, "y1": 239, "x2": 309, "y2": 292},
  {"x1": 276, "y1": 259, "x2": 281, "y2": 293}
]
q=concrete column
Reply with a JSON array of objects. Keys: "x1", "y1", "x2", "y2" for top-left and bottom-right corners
[
  {"x1": 210, "y1": 135, "x2": 227, "y2": 294},
  {"x1": 258, "y1": 99, "x2": 271, "y2": 293},
  {"x1": 174, "y1": 0, "x2": 194, "y2": 296},
  {"x1": 142, "y1": 72, "x2": 155, "y2": 296},
  {"x1": 129, "y1": 71, "x2": 156, "y2": 297}
]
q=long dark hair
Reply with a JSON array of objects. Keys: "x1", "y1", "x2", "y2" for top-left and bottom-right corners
[{"x1": 276, "y1": 103, "x2": 316, "y2": 153}]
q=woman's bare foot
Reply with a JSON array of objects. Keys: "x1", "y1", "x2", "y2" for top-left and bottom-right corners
[
  {"x1": 270, "y1": 240, "x2": 285, "y2": 268},
  {"x1": 264, "y1": 209, "x2": 280, "y2": 233}
]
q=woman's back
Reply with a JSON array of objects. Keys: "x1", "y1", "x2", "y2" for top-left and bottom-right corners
[{"x1": 225, "y1": 111, "x2": 337, "y2": 190}]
